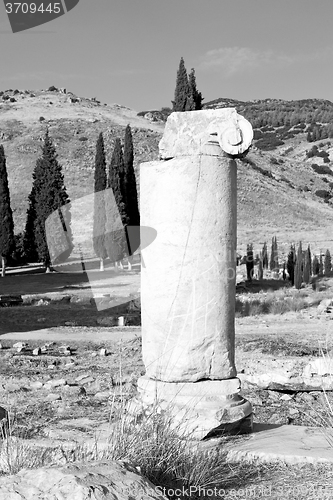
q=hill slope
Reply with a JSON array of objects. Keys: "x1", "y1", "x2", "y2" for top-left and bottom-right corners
[
  {"x1": 1, "y1": 89, "x2": 333, "y2": 261},
  {"x1": 0, "y1": 87, "x2": 163, "y2": 234}
]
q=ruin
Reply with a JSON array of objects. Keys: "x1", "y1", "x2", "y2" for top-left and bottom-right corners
[{"x1": 132, "y1": 109, "x2": 254, "y2": 439}]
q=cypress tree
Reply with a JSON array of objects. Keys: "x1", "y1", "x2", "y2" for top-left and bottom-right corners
[
  {"x1": 274, "y1": 236, "x2": 279, "y2": 271},
  {"x1": 246, "y1": 243, "x2": 254, "y2": 281},
  {"x1": 270, "y1": 236, "x2": 278, "y2": 272},
  {"x1": 0, "y1": 145, "x2": 15, "y2": 277},
  {"x1": 123, "y1": 124, "x2": 140, "y2": 269},
  {"x1": 172, "y1": 57, "x2": 190, "y2": 112},
  {"x1": 33, "y1": 130, "x2": 73, "y2": 272},
  {"x1": 93, "y1": 132, "x2": 108, "y2": 271},
  {"x1": 258, "y1": 253, "x2": 264, "y2": 280},
  {"x1": 262, "y1": 242, "x2": 268, "y2": 269},
  {"x1": 188, "y1": 68, "x2": 203, "y2": 110},
  {"x1": 23, "y1": 185, "x2": 39, "y2": 263},
  {"x1": 294, "y1": 241, "x2": 303, "y2": 289},
  {"x1": 287, "y1": 244, "x2": 295, "y2": 285},
  {"x1": 105, "y1": 138, "x2": 128, "y2": 269},
  {"x1": 307, "y1": 244, "x2": 312, "y2": 277},
  {"x1": 303, "y1": 246, "x2": 311, "y2": 284},
  {"x1": 324, "y1": 249, "x2": 331, "y2": 276},
  {"x1": 312, "y1": 255, "x2": 319, "y2": 275},
  {"x1": 319, "y1": 253, "x2": 324, "y2": 276}
]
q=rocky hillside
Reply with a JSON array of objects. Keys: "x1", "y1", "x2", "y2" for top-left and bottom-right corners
[
  {"x1": 1, "y1": 88, "x2": 333, "y2": 260},
  {"x1": 0, "y1": 87, "x2": 163, "y2": 234}
]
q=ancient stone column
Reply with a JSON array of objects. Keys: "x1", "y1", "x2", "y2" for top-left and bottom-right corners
[{"x1": 134, "y1": 109, "x2": 253, "y2": 439}]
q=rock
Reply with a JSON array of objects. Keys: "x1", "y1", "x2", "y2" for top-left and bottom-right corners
[
  {"x1": 0, "y1": 460, "x2": 168, "y2": 499},
  {"x1": 45, "y1": 393, "x2": 61, "y2": 402},
  {"x1": 13, "y1": 342, "x2": 28, "y2": 349},
  {"x1": 289, "y1": 408, "x2": 299, "y2": 416},
  {"x1": 29, "y1": 381, "x2": 43, "y2": 390},
  {"x1": 280, "y1": 394, "x2": 293, "y2": 401},
  {"x1": 59, "y1": 345, "x2": 71, "y2": 355},
  {"x1": 5, "y1": 383, "x2": 21, "y2": 393},
  {"x1": 94, "y1": 391, "x2": 110, "y2": 400},
  {"x1": 75, "y1": 375, "x2": 95, "y2": 385},
  {"x1": 317, "y1": 298, "x2": 333, "y2": 313},
  {"x1": 99, "y1": 348, "x2": 108, "y2": 356},
  {"x1": 32, "y1": 347, "x2": 41, "y2": 356},
  {"x1": 41, "y1": 342, "x2": 55, "y2": 352},
  {"x1": 64, "y1": 321, "x2": 78, "y2": 326},
  {"x1": 44, "y1": 379, "x2": 67, "y2": 389},
  {"x1": 63, "y1": 361, "x2": 75, "y2": 369}
]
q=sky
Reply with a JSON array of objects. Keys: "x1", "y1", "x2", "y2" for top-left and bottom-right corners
[{"x1": 0, "y1": 0, "x2": 333, "y2": 111}]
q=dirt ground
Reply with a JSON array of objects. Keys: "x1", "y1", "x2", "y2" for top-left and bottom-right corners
[{"x1": 1, "y1": 268, "x2": 333, "y2": 497}]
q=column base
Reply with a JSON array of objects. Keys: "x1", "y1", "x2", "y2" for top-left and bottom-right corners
[{"x1": 127, "y1": 376, "x2": 253, "y2": 440}]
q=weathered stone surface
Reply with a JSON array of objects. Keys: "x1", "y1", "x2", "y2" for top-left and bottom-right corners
[
  {"x1": 45, "y1": 393, "x2": 61, "y2": 402},
  {"x1": 136, "y1": 109, "x2": 253, "y2": 436},
  {"x1": 29, "y1": 381, "x2": 43, "y2": 390},
  {"x1": 237, "y1": 349, "x2": 333, "y2": 390},
  {"x1": 159, "y1": 109, "x2": 252, "y2": 158},
  {"x1": 75, "y1": 375, "x2": 95, "y2": 385},
  {"x1": 128, "y1": 376, "x2": 252, "y2": 440},
  {"x1": 0, "y1": 460, "x2": 168, "y2": 499},
  {"x1": 44, "y1": 378, "x2": 67, "y2": 389},
  {"x1": 141, "y1": 153, "x2": 237, "y2": 382},
  {"x1": 225, "y1": 424, "x2": 333, "y2": 465},
  {"x1": 12, "y1": 342, "x2": 28, "y2": 349}
]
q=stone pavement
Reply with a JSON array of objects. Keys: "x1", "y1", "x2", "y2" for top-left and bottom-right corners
[{"x1": 211, "y1": 423, "x2": 333, "y2": 464}]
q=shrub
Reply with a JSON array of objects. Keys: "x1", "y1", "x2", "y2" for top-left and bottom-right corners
[
  {"x1": 48, "y1": 85, "x2": 58, "y2": 91},
  {"x1": 311, "y1": 163, "x2": 333, "y2": 175},
  {"x1": 315, "y1": 189, "x2": 332, "y2": 200},
  {"x1": 79, "y1": 136, "x2": 88, "y2": 141},
  {"x1": 39, "y1": 116, "x2": 45, "y2": 122}
]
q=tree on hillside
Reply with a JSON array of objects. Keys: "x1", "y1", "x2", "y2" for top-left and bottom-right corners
[
  {"x1": 287, "y1": 244, "x2": 295, "y2": 285},
  {"x1": 269, "y1": 236, "x2": 278, "y2": 272},
  {"x1": 0, "y1": 145, "x2": 15, "y2": 277},
  {"x1": 303, "y1": 246, "x2": 311, "y2": 284},
  {"x1": 172, "y1": 57, "x2": 189, "y2": 112},
  {"x1": 172, "y1": 58, "x2": 203, "y2": 112},
  {"x1": 294, "y1": 242, "x2": 303, "y2": 290},
  {"x1": 123, "y1": 124, "x2": 140, "y2": 270},
  {"x1": 324, "y1": 249, "x2": 331, "y2": 276},
  {"x1": 262, "y1": 242, "x2": 268, "y2": 269},
  {"x1": 258, "y1": 252, "x2": 264, "y2": 280},
  {"x1": 188, "y1": 68, "x2": 203, "y2": 111},
  {"x1": 93, "y1": 132, "x2": 108, "y2": 271},
  {"x1": 319, "y1": 253, "x2": 324, "y2": 276},
  {"x1": 312, "y1": 254, "x2": 319, "y2": 275},
  {"x1": 246, "y1": 243, "x2": 254, "y2": 281},
  {"x1": 307, "y1": 245, "x2": 312, "y2": 277},
  {"x1": 23, "y1": 185, "x2": 39, "y2": 263},
  {"x1": 30, "y1": 130, "x2": 73, "y2": 272},
  {"x1": 105, "y1": 138, "x2": 128, "y2": 270}
]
